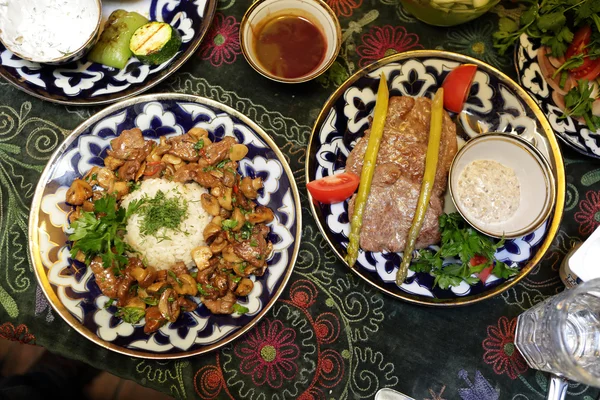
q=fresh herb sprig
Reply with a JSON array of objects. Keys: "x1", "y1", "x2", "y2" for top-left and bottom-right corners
[
  {"x1": 563, "y1": 79, "x2": 600, "y2": 131},
  {"x1": 493, "y1": 0, "x2": 600, "y2": 57},
  {"x1": 410, "y1": 213, "x2": 518, "y2": 289},
  {"x1": 69, "y1": 195, "x2": 142, "y2": 269}
]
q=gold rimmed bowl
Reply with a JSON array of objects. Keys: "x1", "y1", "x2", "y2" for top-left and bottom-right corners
[{"x1": 239, "y1": 0, "x2": 342, "y2": 84}]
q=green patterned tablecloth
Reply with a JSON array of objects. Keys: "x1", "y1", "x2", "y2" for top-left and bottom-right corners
[{"x1": 1, "y1": 1, "x2": 599, "y2": 399}]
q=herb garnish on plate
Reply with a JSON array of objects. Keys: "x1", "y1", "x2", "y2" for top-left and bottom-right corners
[{"x1": 410, "y1": 213, "x2": 519, "y2": 289}]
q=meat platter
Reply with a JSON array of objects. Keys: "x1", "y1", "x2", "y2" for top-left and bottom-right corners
[{"x1": 306, "y1": 50, "x2": 564, "y2": 306}]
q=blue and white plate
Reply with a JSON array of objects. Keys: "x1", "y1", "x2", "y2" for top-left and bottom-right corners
[
  {"x1": 28, "y1": 94, "x2": 301, "y2": 359},
  {"x1": 516, "y1": 34, "x2": 600, "y2": 159},
  {"x1": 306, "y1": 50, "x2": 565, "y2": 306},
  {"x1": 0, "y1": 0, "x2": 216, "y2": 106}
]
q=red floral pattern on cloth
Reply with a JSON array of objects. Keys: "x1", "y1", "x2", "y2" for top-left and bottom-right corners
[
  {"x1": 199, "y1": 13, "x2": 242, "y2": 67},
  {"x1": 574, "y1": 190, "x2": 600, "y2": 235},
  {"x1": 234, "y1": 319, "x2": 300, "y2": 388},
  {"x1": 356, "y1": 26, "x2": 423, "y2": 68},
  {"x1": 0, "y1": 322, "x2": 35, "y2": 344},
  {"x1": 482, "y1": 316, "x2": 528, "y2": 380},
  {"x1": 326, "y1": 0, "x2": 363, "y2": 17},
  {"x1": 194, "y1": 280, "x2": 345, "y2": 399}
]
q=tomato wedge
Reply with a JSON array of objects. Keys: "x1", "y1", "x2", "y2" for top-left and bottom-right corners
[
  {"x1": 478, "y1": 265, "x2": 494, "y2": 284},
  {"x1": 306, "y1": 172, "x2": 360, "y2": 204},
  {"x1": 441, "y1": 64, "x2": 478, "y2": 113},
  {"x1": 571, "y1": 60, "x2": 600, "y2": 81},
  {"x1": 565, "y1": 26, "x2": 600, "y2": 80},
  {"x1": 470, "y1": 255, "x2": 493, "y2": 283}
]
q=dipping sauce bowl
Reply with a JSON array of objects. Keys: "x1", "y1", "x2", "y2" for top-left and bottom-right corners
[
  {"x1": 448, "y1": 132, "x2": 556, "y2": 239},
  {"x1": 240, "y1": 0, "x2": 342, "y2": 83}
]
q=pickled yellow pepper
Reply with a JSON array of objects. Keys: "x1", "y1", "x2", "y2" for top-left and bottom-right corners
[
  {"x1": 345, "y1": 74, "x2": 389, "y2": 268},
  {"x1": 396, "y1": 88, "x2": 444, "y2": 285}
]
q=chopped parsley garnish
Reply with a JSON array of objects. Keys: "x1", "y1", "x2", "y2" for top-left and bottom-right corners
[
  {"x1": 222, "y1": 219, "x2": 238, "y2": 230},
  {"x1": 135, "y1": 191, "x2": 188, "y2": 237},
  {"x1": 69, "y1": 195, "x2": 143, "y2": 269},
  {"x1": 168, "y1": 270, "x2": 182, "y2": 285},
  {"x1": 216, "y1": 159, "x2": 229, "y2": 169},
  {"x1": 232, "y1": 303, "x2": 249, "y2": 314},
  {"x1": 410, "y1": 213, "x2": 518, "y2": 289},
  {"x1": 142, "y1": 297, "x2": 158, "y2": 306},
  {"x1": 197, "y1": 284, "x2": 208, "y2": 295},
  {"x1": 194, "y1": 139, "x2": 205, "y2": 150},
  {"x1": 128, "y1": 181, "x2": 141, "y2": 192},
  {"x1": 115, "y1": 307, "x2": 145, "y2": 324},
  {"x1": 240, "y1": 221, "x2": 253, "y2": 240},
  {"x1": 91, "y1": 173, "x2": 98, "y2": 181},
  {"x1": 232, "y1": 276, "x2": 241, "y2": 283},
  {"x1": 104, "y1": 298, "x2": 115, "y2": 309},
  {"x1": 250, "y1": 239, "x2": 258, "y2": 247}
]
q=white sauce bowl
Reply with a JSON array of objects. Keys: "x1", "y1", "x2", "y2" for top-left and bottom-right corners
[
  {"x1": 0, "y1": 0, "x2": 102, "y2": 64},
  {"x1": 448, "y1": 132, "x2": 556, "y2": 238}
]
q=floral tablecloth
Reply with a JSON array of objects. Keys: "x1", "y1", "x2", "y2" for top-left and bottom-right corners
[{"x1": 1, "y1": 1, "x2": 599, "y2": 399}]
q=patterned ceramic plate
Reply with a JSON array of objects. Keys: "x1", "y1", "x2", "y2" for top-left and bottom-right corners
[
  {"x1": 0, "y1": 0, "x2": 216, "y2": 106},
  {"x1": 306, "y1": 50, "x2": 565, "y2": 306},
  {"x1": 28, "y1": 94, "x2": 301, "y2": 359},
  {"x1": 515, "y1": 34, "x2": 600, "y2": 159}
]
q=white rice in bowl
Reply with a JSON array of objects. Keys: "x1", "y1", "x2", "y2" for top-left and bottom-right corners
[{"x1": 120, "y1": 178, "x2": 211, "y2": 270}]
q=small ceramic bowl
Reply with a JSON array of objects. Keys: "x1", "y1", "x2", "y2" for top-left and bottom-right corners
[
  {"x1": 448, "y1": 133, "x2": 556, "y2": 239},
  {"x1": 239, "y1": 0, "x2": 342, "y2": 84},
  {"x1": 0, "y1": 0, "x2": 102, "y2": 65}
]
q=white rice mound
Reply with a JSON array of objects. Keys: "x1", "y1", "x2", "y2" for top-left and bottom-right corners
[{"x1": 120, "y1": 178, "x2": 210, "y2": 270}]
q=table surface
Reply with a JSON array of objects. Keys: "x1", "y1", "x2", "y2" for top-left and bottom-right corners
[{"x1": 1, "y1": 1, "x2": 599, "y2": 399}]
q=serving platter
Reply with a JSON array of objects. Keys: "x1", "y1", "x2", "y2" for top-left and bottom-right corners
[
  {"x1": 0, "y1": 0, "x2": 216, "y2": 106},
  {"x1": 28, "y1": 93, "x2": 301, "y2": 359},
  {"x1": 515, "y1": 33, "x2": 600, "y2": 159},
  {"x1": 306, "y1": 50, "x2": 565, "y2": 306}
]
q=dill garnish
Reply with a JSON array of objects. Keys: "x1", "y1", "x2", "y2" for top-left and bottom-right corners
[{"x1": 136, "y1": 190, "x2": 188, "y2": 237}]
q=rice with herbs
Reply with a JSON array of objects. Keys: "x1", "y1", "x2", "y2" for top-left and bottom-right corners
[{"x1": 120, "y1": 178, "x2": 210, "y2": 270}]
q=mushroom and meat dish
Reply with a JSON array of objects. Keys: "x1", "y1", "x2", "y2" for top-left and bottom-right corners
[{"x1": 65, "y1": 127, "x2": 274, "y2": 334}]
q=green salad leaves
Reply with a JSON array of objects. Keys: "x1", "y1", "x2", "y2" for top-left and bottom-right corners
[{"x1": 410, "y1": 213, "x2": 519, "y2": 289}]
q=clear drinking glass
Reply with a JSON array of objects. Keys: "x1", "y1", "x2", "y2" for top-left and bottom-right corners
[{"x1": 514, "y1": 278, "x2": 600, "y2": 388}]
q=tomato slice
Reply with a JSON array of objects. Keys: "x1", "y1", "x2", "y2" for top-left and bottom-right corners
[
  {"x1": 470, "y1": 255, "x2": 493, "y2": 283},
  {"x1": 306, "y1": 172, "x2": 360, "y2": 204},
  {"x1": 571, "y1": 59, "x2": 600, "y2": 81},
  {"x1": 477, "y1": 265, "x2": 494, "y2": 284},
  {"x1": 441, "y1": 64, "x2": 478, "y2": 113},
  {"x1": 566, "y1": 26, "x2": 592, "y2": 61}
]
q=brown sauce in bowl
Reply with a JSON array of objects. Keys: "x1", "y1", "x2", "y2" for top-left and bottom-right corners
[{"x1": 253, "y1": 15, "x2": 326, "y2": 79}]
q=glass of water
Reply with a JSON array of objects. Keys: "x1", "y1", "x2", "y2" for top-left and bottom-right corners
[{"x1": 514, "y1": 278, "x2": 600, "y2": 387}]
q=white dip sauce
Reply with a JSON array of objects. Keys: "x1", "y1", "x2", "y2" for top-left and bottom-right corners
[
  {"x1": 457, "y1": 159, "x2": 520, "y2": 224},
  {"x1": 0, "y1": 0, "x2": 99, "y2": 62}
]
